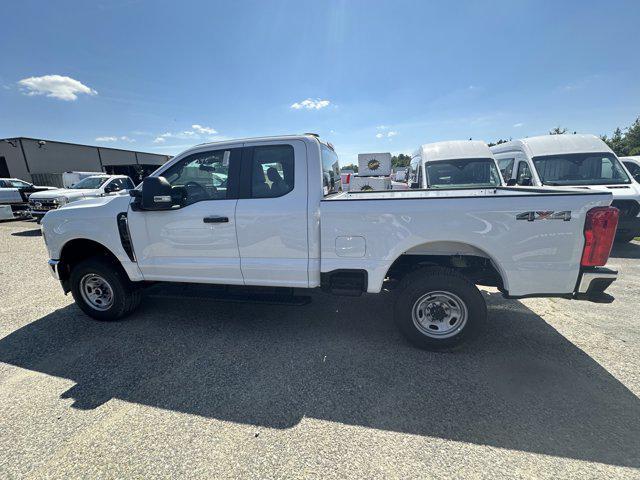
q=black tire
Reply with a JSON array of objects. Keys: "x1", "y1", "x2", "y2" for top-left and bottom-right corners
[
  {"x1": 70, "y1": 257, "x2": 142, "y2": 321},
  {"x1": 394, "y1": 266, "x2": 487, "y2": 351},
  {"x1": 615, "y1": 233, "x2": 636, "y2": 243}
]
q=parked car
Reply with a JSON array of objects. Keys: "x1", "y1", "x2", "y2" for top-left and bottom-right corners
[
  {"x1": 492, "y1": 135, "x2": 640, "y2": 243},
  {"x1": 408, "y1": 140, "x2": 503, "y2": 189},
  {"x1": 29, "y1": 175, "x2": 135, "y2": 223},
  {"x1": 620, "y1": 156, "x2": 640, "y2": 183},
  {"x1": 0, "y1": 178, "x2": 57, "y2": 197},
  {"x1": 0, "y1": 187, "x2": 31, "y2": 220},
  {"x1": 41, "y1": 134, "x2": 619, "y2": 350}
]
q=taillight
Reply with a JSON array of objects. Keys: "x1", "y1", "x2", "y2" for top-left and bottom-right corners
[{"x1": 581, "y1": 206, "x2": 619, "y2": 267}]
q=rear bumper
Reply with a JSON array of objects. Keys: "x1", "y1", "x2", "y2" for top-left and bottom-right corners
[
  {"x1": 502, "y1": 267, "x2": 617, "y2": 303},
  {"x1": 574, "y1": 267, "x2": 618, "y2": 303},
  {"x1": 0, "y1": 204, "x2": 31, "y2": 220}
]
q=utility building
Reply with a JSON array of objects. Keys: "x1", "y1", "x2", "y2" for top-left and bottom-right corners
[{"x1": 0, "y1": 137, "x2": 171, "y2": 186}]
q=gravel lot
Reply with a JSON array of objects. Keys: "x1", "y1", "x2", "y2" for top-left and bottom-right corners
[{"x1": 1, "y1": 220, "x2": 639, "y2": 479}]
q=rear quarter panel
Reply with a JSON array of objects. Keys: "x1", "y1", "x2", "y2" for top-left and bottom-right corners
[{"x1": 320, "y1": 192, "x2": 612, "y2": 295}]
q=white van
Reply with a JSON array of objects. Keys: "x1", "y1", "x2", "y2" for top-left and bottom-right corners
[
  {"x1": 491, "y1": 134, "x2": 640, "y2": 242},
  {"x1": 620, "y1": 156, "x2": 640, "y2": 183},
  {"x1": 408, "y1": 140, "x2": 503, "y2": 190}
]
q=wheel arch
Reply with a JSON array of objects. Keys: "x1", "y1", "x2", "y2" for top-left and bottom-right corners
[
  {"x1": 383, "y1": 240, "x2": 508, "y2": 292},
  {"x1": 57, "y1": 238, "x2": 127, "y2": 292}
]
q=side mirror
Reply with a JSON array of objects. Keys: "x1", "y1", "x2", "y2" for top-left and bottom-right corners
[
  {"x1": 410, "y1": 182, "x2": 420, "y2": 189},
  {"x1": 141, "y1": 176, "x2": 173, "y2": 210},
  {"x1": 506, "y1": 178, "x2": 517, "y2": 186},
  {"x1": 521, "y1": 177, "x2": 532, "y2": 186}
]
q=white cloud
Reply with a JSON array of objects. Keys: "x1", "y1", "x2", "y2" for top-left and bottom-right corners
[
  {"x1": 191, "y1": 124, "x2": 217, "y2": 135},
  {"x1": 153, "y1": 137, "x2": 166, "y2": 144},
  {"x1": 290, "y1": 98, "x2": 331, "y2": 110},
  {"x1": 376, "y1": 130, "x2": 397, "y2": 139},
  {"x1": 513, "y1": 122, "x2": 524, "y2": 128},
  {"x1": 376, "y1": 125, "x2": 388, "y2": 130},
  {"x1": 120, "y1": 136, "x2": 135, "y2": 143},
  {"x1": 96, "y1": 136, "x2": 117, "y2": 142},
  {"x1": 18, "y1": 75, "x2": 97, "y2": 101}
]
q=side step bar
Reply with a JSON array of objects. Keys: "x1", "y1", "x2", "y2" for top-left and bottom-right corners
[{"x1": 145, "y1": 283, "x2": 311, "y2": 306}]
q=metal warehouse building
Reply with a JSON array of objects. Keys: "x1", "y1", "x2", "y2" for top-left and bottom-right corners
[{"x1": 0, "y1": 137, "x2": 171, "y2": 187}]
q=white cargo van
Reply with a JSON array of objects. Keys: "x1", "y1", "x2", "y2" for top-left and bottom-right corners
[
  {"x1": 620, "y1": 156, "x2": 640, "y2": 183},
  {"x1": 408, "y1": 140, "x2": 503, "y2": 190},
  {"x1": 491, "y1": 135, "x2": 640, "y2": 242}
]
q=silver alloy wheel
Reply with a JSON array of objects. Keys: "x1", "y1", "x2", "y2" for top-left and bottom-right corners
[
  {"x1": 79, "y1": 273, "x2": 114, "y2": 311},
  {"x1": 411, "y1": 290, "x2": 468, "y2": 339}
]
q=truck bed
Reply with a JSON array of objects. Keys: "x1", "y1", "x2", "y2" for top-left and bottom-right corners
[{"x1": 320, "y1": 186, "x2": 612, "y2": 296}]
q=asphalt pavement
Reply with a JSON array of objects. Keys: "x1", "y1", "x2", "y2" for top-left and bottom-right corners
[{"x1": 0, "y1": 220, "x2": 639, "y2": 479}]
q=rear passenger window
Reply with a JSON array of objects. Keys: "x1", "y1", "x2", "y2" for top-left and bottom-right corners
[
  {"x1": 250, "y1": 145, "x2": 294, "y2": 198},
  {"x1": 321, "y1": 144, "x2": 341, "y2": 195}
]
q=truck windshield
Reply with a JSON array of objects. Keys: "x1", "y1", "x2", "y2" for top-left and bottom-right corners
[
  {"x1": 532, "y1": 152, "x2": 631, "y2": 185},
  {"x1": 71, "y1": 177, "x2": 109, "y2": 189},
  {"x1": 425, "y1": 158, "x2": 501, "y2": 189}
]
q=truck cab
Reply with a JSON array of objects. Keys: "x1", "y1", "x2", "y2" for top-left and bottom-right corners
[
  {"x1": 491, "y1": 134, "x2": 640, "y2": 242},
  {"x1": 408, "y1": 140, "x2": 503, "y2": 189}
]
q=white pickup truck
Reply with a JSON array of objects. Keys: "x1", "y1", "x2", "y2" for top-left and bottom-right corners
[
  {"x1": 29, "y1": 174, "x2": 135, "y2": 223},
  {"x1": 41, "y1": 135, "x2": 620, "y2": 350}
]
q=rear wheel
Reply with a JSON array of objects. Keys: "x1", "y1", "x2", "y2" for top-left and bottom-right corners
[
  {"x1": 70, "y1": 257, "x2": 142, "y2": 321},
  {"x1": 394, "y1": 267, "x2": 487, "y2": 350}
]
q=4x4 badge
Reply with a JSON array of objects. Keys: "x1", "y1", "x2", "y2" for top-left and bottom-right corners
[{"x1": 516, "y1": 211, "x2": 571, "y2": 221}]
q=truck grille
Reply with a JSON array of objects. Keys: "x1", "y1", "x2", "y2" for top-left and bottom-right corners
[
  {"x1": 28, "y1": 198, "x2": 58, "y2": 211},
  {"x1": 611, "y1": 200, "x2": 640, "y2": 218}
]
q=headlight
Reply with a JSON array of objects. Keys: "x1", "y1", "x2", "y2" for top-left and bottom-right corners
[{"x1": 55, "y1": 196, "x2": 69, "y2": 206}]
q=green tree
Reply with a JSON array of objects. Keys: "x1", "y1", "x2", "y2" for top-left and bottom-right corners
[
  {"x1": 624, "y1": 117, "x2": 640, "y2": 155},
  {"x1": 391, "y1": 153, "x2": 411, "y2": 169},
  {"x1": 600, "y1": 128, "x2": 628, "y2": 156},
  {"x1": 549, "y1": 126, "x2": 568, "y2": 135},
  {"x1": 341, "y1": 164, "x2": 358, "y2": 173},
  {"x1": 487, "y1": 139, "x2": 509, "y2": 147}
]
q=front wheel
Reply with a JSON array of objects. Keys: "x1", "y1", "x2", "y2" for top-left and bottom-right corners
[
  {"x1": 394, "y1": 267, "x2": 487, "y2": 350},
  {"x1": 70, "y1": 257, "x2": 142, "y2": 321}
]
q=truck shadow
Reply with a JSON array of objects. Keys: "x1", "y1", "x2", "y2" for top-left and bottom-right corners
[
  {"x1": 0, "y1": 290, "x2": 638, "y2": 468},
  {"x1": 610, "y1": 240, "x2": 640, "y2": 259},
  {"x1": 10, "y1": 228, "x2": 42, "y2": 237}
]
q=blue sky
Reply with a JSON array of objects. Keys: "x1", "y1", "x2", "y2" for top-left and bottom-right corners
[{"x1": 2, "y1": 0, "x2": 640, "y2": 165}]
